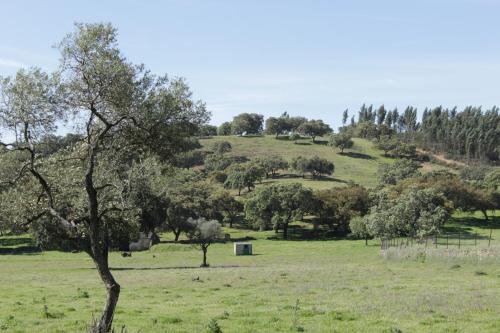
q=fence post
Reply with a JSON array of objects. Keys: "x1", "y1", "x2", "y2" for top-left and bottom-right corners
[
  {"x1": 489, "y1": 228, "x2": 492, "y2": 247},
  {"x1": 458, "y1": 232, "x2": 461, "y2": 249},
  {"x1": 435, "y1": 234, "x2": 438, "y2": 248}
]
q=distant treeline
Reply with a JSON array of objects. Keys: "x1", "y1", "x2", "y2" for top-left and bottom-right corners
[
  {"x1": 199, "y1": 105, "x2": 499, "y2": 163},
  {"x1": 347, "y1": 104, "x2": 499, "y2": 162}
]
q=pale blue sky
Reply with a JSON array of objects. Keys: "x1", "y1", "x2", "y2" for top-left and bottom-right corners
[{"x1": 1, "y1": 0, "x2": 500, "y2": 129}]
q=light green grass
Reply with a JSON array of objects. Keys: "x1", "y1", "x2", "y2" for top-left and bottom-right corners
[
  {"x1": 200, "y1": 135, "x2": 395, "y2": 189},
  {"x1": 1, "y1": 213, "x2": 500, "y2": 332}
]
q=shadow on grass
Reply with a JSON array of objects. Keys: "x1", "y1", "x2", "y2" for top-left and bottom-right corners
[
  {"x1": 267, "y1": 224, "x2": 347, "y2": 241},
  {"x1": 339, "y1": 152, "x2": 375, "y2": 160},
  {"x1": 263, "y1": 174, "x2": 348, "y2": 184},
  {"x1": 110, "y1": 265, "x2": 254, "y2": 271},
  {"x1": 312, "y1": 140, "x2": 328, "y2": 145},
  {"x1": 294, "y1": 142, "x2": 312, "y2": 146},
  {"x1": 441, "y1": 216, "x2": 499, "y2": 240},
  {"x1": 0, "y1": 236, "x2": 41, "y2": 255}
]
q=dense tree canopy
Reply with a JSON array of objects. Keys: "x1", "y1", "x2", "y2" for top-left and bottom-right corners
[{"x1": 244, "y1": 183, "x2": 314, "y2": 238}]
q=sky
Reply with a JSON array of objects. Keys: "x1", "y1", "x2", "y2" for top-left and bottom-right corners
[{"x1": 1, "y1": 0, "x2": 500, "y2": 130}]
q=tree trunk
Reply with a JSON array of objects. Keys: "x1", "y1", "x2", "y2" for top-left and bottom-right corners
[
  {"x1": 482, "y1": 210, "x2": 489, "y2": 221},
  {"x1": 174, "y1": 230, "x2": 181, "y2": 242},
  {"x1": 238, "y1": 188, "x2": 241, "y2": 196},
  {"x1": 95, "y1": 255, "x2": 120, "y2": 333},
  {"x1": 90, "y1": 245, "x2": 120, "y2": 333},
  {"x1": 283, "y1": 223, "x2": 288, "y2": 239},
  {"x1": 201, "y1": 246, "x2": 208, "y2": 267}
]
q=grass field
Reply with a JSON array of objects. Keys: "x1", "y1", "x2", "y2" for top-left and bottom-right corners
[
  {"x1": 199, "y1": 135, "x2": 397, "y2": 189},
  {"x1": 1, "y1": 213, "x2": 500, "y2": 333}
]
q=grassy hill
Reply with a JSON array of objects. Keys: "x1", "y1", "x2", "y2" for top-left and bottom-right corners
[{"x1": 199, "y1": 135, "x2": 445, "y2": 189}]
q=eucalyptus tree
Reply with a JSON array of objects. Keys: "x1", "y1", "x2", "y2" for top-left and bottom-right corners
[{"x1": 0, "y1": 23, "x2": 209, "y2": 332}]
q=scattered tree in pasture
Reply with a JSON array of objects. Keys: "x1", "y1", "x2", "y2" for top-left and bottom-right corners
[
  {"x1": 0, "y1": 23, "x2": 209, "y2": 332},
  {"x1": 217, "y1": 121, "x2": 232, "y2": 136},
  {"x1": 244, "y1": 183, "x2": 313, "y2": 239},
  {"x1": 297, "y1": 119, "x2": 332, "y2": 142},
  {"x1": 374, "y1": 136, "x2": 398, "y2": 156},
  {"x1": 186, "y1": 217, "x2": 222, "y2": 267},
  {"x1": 231, "y1": 113, "x2": 264, "y2": 135},
  {"x1": 329, "y1": 132, "x2": 354, "y2": 153},
  {"x1": 254, "y1": 155, "x2": 289, "y2": 178},
  {"x1": 291, "y1": 156, "x2": 334, "y2": 179}
]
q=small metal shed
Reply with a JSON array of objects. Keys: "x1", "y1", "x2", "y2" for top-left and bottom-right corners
[{"x1": 234, "y1": 242, "x2": 252, "y2": 255}]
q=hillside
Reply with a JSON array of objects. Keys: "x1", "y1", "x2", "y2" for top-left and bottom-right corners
[{"x1": 200, "y1": 135, "x2": 444, "y2": 189}]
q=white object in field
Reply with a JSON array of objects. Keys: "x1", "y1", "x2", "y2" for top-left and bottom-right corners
[{"x1": 234, "y1": 242, "x2": 252, "y2": 255}]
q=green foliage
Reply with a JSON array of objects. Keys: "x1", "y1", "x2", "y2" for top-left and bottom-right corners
[
  {"x1": 217, "y1": 122, "x2": 232, "y2": 136},
  {"x1": 264, "y1": 112, "x2": 307, "y2": 138},
  {"x1": 363, "y1": 187, "x2": 450, "y2": 238},
  {"x1": 175, "y1": 150, "x2": 206, "y2": 169},
  {"x1": 209, "y1": 190, "x2": 243, "y2": 227},
  {"x1": 211, "y1": 141, "x2": 232, "y2": 155},
  {"x1": 231, "y1": 113, "x2": 264, "y2": 135},
  {"x1": 378, "y1": 159, "x2": 420, "y2": 185},
  {"x1": 224, "y1": 163, "x2": 264, "y2": 195},
  {"x1": 349, "y1": 216, "x2": 370, "y2": 239},
  {"x1": 206, "y1": 318, "x2": 223, "y2": 333},
  {"x1": 254, "y1": 155, "x2": 289, "y2": 178},
  {"x1": 314, "y1": 185, "x2": 370, "y2": 232},
  {"x1": 374, "y1": 136, "x2": 398, "y2": 156},
  {"x1": 204, "y1": 154, "x2": 248, "y2": 172},
  {"x1": 291, "y1": 156, "x2": 334, "y2": 178},
  {"x1": 329, "y1": 133, "x2": 354, "y2": 153},
  {"x1": 244, "y1": 183, "x2": 314, "y2": 238},
  {"x1": 197, "y1": 125, "x2": 218, "y2": 137},
  {"x1": 186, "y1": 217, "x2": 222, "y2": 267},
  {"x1": 163, "y1": 176, "x2": 215, "y2": 241},
  {"x1": 297, "y1": 119, "x2": 332, "y2": 142}
]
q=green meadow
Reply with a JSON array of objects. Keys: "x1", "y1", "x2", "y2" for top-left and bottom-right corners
[{"x1": 1, "y1": 212, "x2": 499, "y2": 333}]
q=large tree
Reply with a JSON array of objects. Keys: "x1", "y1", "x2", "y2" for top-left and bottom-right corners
[
  {"x1": 244, "y1": 183, "x2": 313, "y2": 239},
  {"x1": 231, "y1": 113, "x2": 264, "y2": 135},
  {"x1": 0, "y1": 23, "x2": 209, "y2": 332},
  {"x1": 297, "y1": 119, "x2": 332, "y2": 142},
  {"x1": 329, "y1": 132, "x2": 354, "y2": 153}
]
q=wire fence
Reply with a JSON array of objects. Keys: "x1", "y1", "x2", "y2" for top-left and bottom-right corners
[{"x1": 380, "y1": 231, "x2": 497, "y2": 251}]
